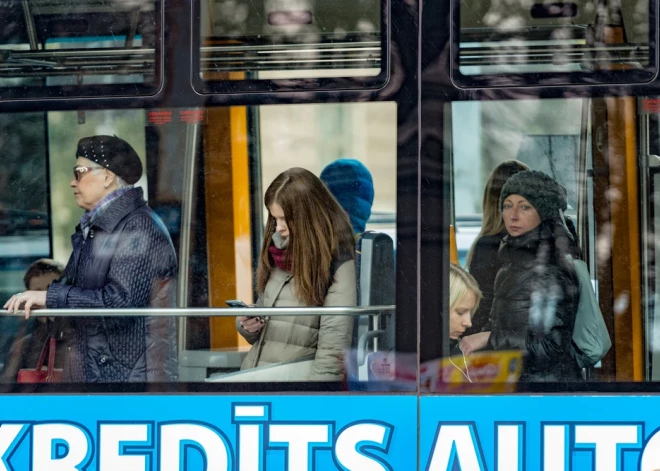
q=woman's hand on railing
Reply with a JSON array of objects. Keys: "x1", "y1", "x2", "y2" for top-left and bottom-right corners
[{"x1": 3, "y1": 290, "x2": 47, "y2": 319}]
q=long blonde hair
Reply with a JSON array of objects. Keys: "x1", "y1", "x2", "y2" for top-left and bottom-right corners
[
  {"x1": 449, "y1": 263, "x2": 482, "y2": 315},
  {"x1": 466, "y1": 160, "x2": 529, "y2": 266},
  {"x1": 257, "y1": 167, "x2": 355, "y2": 306}
]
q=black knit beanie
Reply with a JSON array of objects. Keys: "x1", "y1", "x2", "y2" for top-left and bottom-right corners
[{"x1": 499, "y1": 170, "x2": 567, "y2": 221}]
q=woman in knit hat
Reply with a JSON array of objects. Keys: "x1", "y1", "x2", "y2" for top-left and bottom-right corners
[
  {"x1": 464, "y1": 160, "x2": 529, "y2": 336},
  {"x1": 460, "y1": 170, "x2": 580, "y2": 382},
  {"x1": 320, "y1": 159, "x2": 375, "y2": 234}
]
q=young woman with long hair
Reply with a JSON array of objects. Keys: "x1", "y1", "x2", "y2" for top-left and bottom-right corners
[
  {"x1": 464, "y1": 160, "x2": 529, "y2": 335},
  {"x1": 236, "y1": 167, "x2": 357, "y2": 380}
]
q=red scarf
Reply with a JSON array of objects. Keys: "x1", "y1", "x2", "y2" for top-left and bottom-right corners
[{"x1": 269, "y1": 244, "x2": 292, "y2": 272}]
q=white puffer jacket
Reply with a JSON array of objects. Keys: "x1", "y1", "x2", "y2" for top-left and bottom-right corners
[{"x1": 237, "y1": 261, "x2": 356, "y2": 380}]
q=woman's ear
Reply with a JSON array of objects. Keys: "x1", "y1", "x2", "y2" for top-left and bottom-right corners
[{"x1": 104, "y1": 169, "x2": 117, "y2": 189}]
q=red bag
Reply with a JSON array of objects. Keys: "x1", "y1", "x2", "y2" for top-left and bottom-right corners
[{"x1": 17, "y1": 337, "x2": 62, "y2": 383}]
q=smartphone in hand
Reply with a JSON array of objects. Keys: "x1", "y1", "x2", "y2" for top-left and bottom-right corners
[
  {"x1": 227, "y1": 300, "x2": 263, "y2": 322},
  {"x1": 226, "y1": 300, "x2": 248, "y2": 308}
]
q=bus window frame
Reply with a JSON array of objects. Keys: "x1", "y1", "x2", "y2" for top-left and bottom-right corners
[
  {"x1": 449, "y1": 0, "x2": 659, "y2": 89},
  {"x1": 190, "y1": 0, "x2": 391, "y2": 94},
  {"x1": 0, "y1": 0, "x2": 164, "y2": 102}
]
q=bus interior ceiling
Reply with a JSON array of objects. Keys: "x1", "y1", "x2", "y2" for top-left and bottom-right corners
[
  {"x1": 0, "y1": 0, "x2": 388, "y2": 89},
  {"x1": 200, "y1": 0, "x2": 381, "y2": 75},
  {"x1": 0, "y1": 1, "x2": 157, "y2": 85},
  {"x1": 458, "y1": 0, "x2": 650, "y2": 74}
]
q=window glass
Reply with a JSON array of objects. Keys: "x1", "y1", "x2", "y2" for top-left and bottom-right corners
[
  {"x1": 431, "y1": 97, "x2": 657, "y2": 390},
  {"x1": 48, "y1": 110, "x2": 148, "y2": 263},
  {"x1": 0, "y1": 1, "x2": 159, "y2": 98},
  {"x1": 455, "y1": 0, "x2": 655, "y2": 86},
  {"x1": 0, "y1": 102, "x2": 401, "y2": 390},
  {"x1": 196, "y1": 0, "x2": 385, "y2": 91},
  {"x1": 0, "y1": 113, "x2": 49, "y2": 378}
]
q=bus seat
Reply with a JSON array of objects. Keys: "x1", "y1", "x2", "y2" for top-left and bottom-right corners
[
  {"x1": 180, "y1": 347, "x2": 249, "y2": 381},
  {"x1": 353, "y1": 231, "x2": 395, "y2": 380}
]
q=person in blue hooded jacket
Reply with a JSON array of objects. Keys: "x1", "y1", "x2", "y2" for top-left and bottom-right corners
[{"x1": 320, "y1": 159, "x2": 375, "y2": 234}]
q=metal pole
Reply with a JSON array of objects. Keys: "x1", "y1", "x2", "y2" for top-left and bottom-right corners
[
  {"x1": 21, "y1": 0, "x2": 39, "y2": 51},
  {"x1": 125, "y1": 8, "x2": 140, "y2": 48},
  {"x1": 0, "y1": 305, "x2": 395, "y2": 318},
  {"x1": 177, "y1": 121, "x2": 200, "y2": 353},
  {"x1": 577, "y1": 98, "x2": 591, "y2": 261}
]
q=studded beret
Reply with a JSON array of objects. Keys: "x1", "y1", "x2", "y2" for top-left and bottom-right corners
[{"x1": 76, "y1": 135, "x2": 142, "y2": 185}]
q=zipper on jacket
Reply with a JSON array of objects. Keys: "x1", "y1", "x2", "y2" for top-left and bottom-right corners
[{"x1": 71, "y1": 236, "x2": 88, "y2": 285}]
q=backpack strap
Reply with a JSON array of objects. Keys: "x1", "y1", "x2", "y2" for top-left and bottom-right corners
[
  {"x1": 325, "y1": 260, "x2": 339, "y2": 298},
  {"x1": 325, "y1": 259, "x2": 351, "y2": 299}
]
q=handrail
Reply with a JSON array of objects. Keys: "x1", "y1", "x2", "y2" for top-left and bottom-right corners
[{"x1": 0, "y1": 305, "x2": 395, "y2": 318}]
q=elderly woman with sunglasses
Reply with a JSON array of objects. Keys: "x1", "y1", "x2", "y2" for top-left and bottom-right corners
[{"x1": 4, "y1": 135, "x2": 178, "y2": 383}]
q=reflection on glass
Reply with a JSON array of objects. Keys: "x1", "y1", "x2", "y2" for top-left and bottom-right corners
[
  {"x1": 199, "y1": 0, "x2": 381, "y2": 81},
  {"x1": 457, "y1": 0, "x2": 652, "y2": 80},
  {"x1": 444, "y1": 98, "x2": 658, "y2": 386},
  {"x1": 0, "y1": 103, "x2": 399, "y2": 389},
  {"x1": 0, "y1": 0, "x2": 158, "y2": 92},
  {"x1": 0, "y1": 113, "x2": 49, "y2": 379}
]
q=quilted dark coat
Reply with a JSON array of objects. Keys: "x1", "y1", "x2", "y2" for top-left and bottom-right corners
[
  {"x1": 465, "y1": 232, "x2": 506, "y2": 335},
  {"x1": 46, "y1": 188, "x2": 178, "y2": 382},
  {"x1": 488, "y1": 221, "x2": 580, "y2": 382}
]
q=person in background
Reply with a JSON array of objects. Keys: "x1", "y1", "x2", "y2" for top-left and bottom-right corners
[
  {"x1": 4, "y1": 135, "x2": 178, "y2": 382},
  {"x1": 237, "y1": 167, "x2": 356, "y2": 380},
  {"x1": 0, "y1": 259, "x2": 68, "y2": 382},
  {"x1": 320, "y1": 158, "x2": 375, "y2": 234},
  {"x1": 448, "y1": 263, "x2": 482, "y2": 357},
  {"x1": 446, "y1": 263, "x2": 482, "y2": 383},
  {"x1": 464, "y1": 160, "x2": 529, "y2": 336},
  {"x1": 460, "y1": 170, "x2": 580, "y2": 382}
]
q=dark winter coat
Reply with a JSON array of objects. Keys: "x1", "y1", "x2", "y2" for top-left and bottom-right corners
[
  {"x1": 466, "y1": 232, "x2": 506, "y2": 335},
  {"x1": 488, "y1": 221, "x2": 580, "y2": 382},
  {"x1": 46, "y1": 188, "x2": 178, "y2": 382},
  {"x1": 448, "y1": 338, "x2": 462, "y2": 357}
]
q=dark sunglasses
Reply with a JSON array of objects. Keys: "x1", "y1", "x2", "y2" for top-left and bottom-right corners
[{"x1": 73, "y1": 166, "x2": 102, "y2": 182}]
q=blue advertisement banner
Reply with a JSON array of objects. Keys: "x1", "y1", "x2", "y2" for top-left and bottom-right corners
[
  {"x1": 0, "y1": 395, "x2": 416, "y2": 471},
  {"x1": 9, "y1": 394, "x2": 660, "y2": 470},
  {"x1": 420, "y1": 396, "x2": 660, "y2": 471}
]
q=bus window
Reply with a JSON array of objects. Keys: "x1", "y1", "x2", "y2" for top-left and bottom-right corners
[
  {"x1": 0, "y1": 1, "x2": 160, "y2": 99},
  {"x1": 437, "y1": 97, "x2": 657, "y2": 387},
  {"x1": 454, "y1": 0, "x2": 655, "y2": 86},
  {"x1": 0, "y1": 102, "x2": 403, "y2": 389},
  {"x1": 194, "y1": 0, "x2": 386, "y2": 92},
  {"x1": 47, "y1": 110, "x2": 149, "y2": 263},
  {"x1": 0, "y1": 112, "x2": 50, "y2": 379}
]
